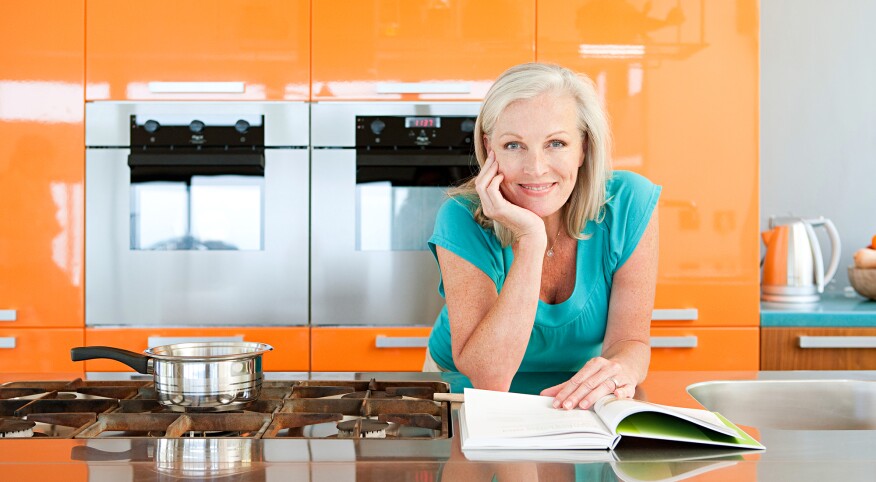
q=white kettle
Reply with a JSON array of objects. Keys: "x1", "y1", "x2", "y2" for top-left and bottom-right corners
[{"x1": 761, "y1": 216, "x2": 841, "y2": 303}]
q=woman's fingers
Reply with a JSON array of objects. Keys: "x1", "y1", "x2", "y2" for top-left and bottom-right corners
[{"x1": 550, "y1": 358, "x2": 633, "y2": 410}]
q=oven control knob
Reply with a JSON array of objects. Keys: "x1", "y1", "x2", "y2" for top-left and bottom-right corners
[
  {"x1": 234, "y1": 119, "x2": 250, "y2": 134},
  {"x1": 370, "y1": 119, "x2": 386, "y2": 135},
  {"x1": 461, "y1": 118, "x2": 475, "y2": 133},
  {"x1": 143, "y1": 120, "x2": 160, "y2": 133},
  {"x1": 189, "y1": 120, "x2": 206, "y2": 133}
]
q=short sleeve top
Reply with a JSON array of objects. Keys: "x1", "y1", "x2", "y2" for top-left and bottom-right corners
[{"x1": 426, "y1": 170, "x2": 661, "y2": 372}]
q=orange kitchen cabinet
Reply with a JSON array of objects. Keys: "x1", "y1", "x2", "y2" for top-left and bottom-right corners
[
  {"x1": 311, "y1": 327, "x2": 431, "y2": 372},
  {"x1": 0, "y1": 1, "x2": 85, "y2": 329},
  {"x1": 86, "y1": 0, "x2": 309, "y2": 100},
  {"x1": 649, "y1": 327, "x2": 759, "y2": 371},
  {"x1": 538, "y1": 0, "x2": 760, "y2": 331},
  {"x1": 311, "y1": 0, "x2": 535, "y2": 100},
  {"x1": 84, "y1": 327, "x2": 309, "y2": 372},
  {"x1": 0, "y1": 329, "x2": 85, "y2": 374}
]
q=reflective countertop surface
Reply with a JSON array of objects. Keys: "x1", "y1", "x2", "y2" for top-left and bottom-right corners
[{"x1": 3, "y1": 370, "x2": 876, "y2": 481}]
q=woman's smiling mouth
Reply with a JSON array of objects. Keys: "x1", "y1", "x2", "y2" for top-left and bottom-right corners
[{"x1": 519, "y1": 183, "x2": 557, "y2": 193}]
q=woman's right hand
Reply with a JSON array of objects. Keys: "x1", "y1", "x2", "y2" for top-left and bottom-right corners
[{"x1": 475, "y1": 151, "x2": 546, "y2": 246}]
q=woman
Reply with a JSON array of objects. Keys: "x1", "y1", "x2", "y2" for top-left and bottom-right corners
[{"x1": 423, "y1": 63, "x2": 661, "y2": 411}]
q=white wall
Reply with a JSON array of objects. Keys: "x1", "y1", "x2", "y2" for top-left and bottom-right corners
[{"x1": 762, "y1": 0, "x2": 876, "y2": 292}]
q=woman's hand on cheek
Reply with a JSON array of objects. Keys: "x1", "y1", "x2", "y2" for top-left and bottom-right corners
[
  {"x1": 475, "y1": 150, "x2": 545, "y2": 243},
  {"x1": 539, "y1": 357, "x2": 636, "y2": 410}
]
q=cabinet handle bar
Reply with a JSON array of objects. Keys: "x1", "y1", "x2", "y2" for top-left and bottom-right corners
[
  {"x1": 799, "y1": 336, "x2": 876, "y2": 349},
  {"x1": 375, "y1": 336, "x2": 429, "y2": 348}
]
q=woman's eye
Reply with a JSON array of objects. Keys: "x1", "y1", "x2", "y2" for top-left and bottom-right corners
[
  {"x1": 504, "y1": 142, "x2": 521, "y2": 150},
  {"x1": 548, "y1": 140, "x2": 566, "y2": 148}
]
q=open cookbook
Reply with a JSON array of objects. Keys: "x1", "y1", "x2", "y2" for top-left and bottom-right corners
[{"x1": 459, "y1": 388, "x2": 764, "y2": 451}]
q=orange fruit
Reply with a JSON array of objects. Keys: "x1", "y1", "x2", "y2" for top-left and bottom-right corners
[{"x1": 872, "y1": 234, "x2": 876, "y2": 249}]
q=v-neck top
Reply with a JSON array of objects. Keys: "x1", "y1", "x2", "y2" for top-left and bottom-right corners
[{"x1": 426, "y1": 170, "x2": 661, "y2": 372}]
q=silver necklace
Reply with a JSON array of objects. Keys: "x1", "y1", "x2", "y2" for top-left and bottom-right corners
[{"x1": 546, "y1": 229, "x2": 561, "y2": 258}]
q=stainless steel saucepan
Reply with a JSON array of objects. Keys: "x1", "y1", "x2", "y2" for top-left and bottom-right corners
[{"x1": 70, "y1": 342, "x2": 273, "y2": 412}]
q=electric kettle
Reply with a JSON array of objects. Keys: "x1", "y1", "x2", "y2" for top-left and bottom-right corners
[{"x1": 761, "y1": 216, "x2": 841, "y2": 303}]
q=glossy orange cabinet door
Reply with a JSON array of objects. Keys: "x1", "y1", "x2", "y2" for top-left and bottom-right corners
[
  {"x1": 0, "y1": 329, "x2": 85, "y2": 374},
  {"x1": 86, "y1": 0, "x2": 309, "y2": 100},
  {"x1": 0, "y1": 1, "x2": 85, "y2": 329},
  {"x1": 650, "y1": 327, "x2": 760, "y2": 371},
  {"x1": 312, "y1": 0, "x2": 535, "y2": 100},
  {"x1": 311, "y1": 327, "x2": 431, "y2": 372},
  {"x1": 84, "y1": 327, "x2": 309, "y2": 372},
  {"x1": 538, "y1": 0, "x2": 760, "y2": 329}
]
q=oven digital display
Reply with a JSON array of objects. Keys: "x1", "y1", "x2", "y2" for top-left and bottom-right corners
[{"x1": 405, "y1": 117, "x2": 441, "y2": 128}]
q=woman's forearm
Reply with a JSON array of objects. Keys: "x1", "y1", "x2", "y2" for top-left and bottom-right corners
[
  {"x1": 454, "y1": 239, "x2": 545, "y2": 390},
  {"x1": 602, "y1": 339, "x2": 651, "y2": 384}
]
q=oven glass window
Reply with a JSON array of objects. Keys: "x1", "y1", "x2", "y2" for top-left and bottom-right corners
[
  {"x1": 130, "y1": 175, "x2": 264, "y2": 250},
  {"x1": 356, "y1": 183, "x2": 445, "y2": 251}
]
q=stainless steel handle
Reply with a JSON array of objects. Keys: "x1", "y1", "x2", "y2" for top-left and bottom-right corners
[
  {"x1": 147, "y1": 82, "x2": 246, "y2": 94},
  {"x1": 651, "y1": 336, "x2": 698, "y2": 348},
  {"x1": 0, "y1": 337, "x2": 16, "y2": 349},
  {"x1": 799, "y1": 336, "x2": 876, "y2": 349},
  {"x1": 0, "y1": 310, "x2": 16, "y2": 322},
  {"x1": 375, "y1": 336, "x2": 429, "y2": 349},
  {"x1": 147, "y1": 336, "x2": 244, "y2": 347},
  {"x1": 651, "y1": 309, "x2": 698, "y2": 321},
  {"x1": 375, "y1": 82, "x2": 471, "y2": 94}
]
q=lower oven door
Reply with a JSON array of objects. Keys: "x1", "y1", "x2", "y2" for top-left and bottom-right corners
[
  {"x1": 311, "y1": 149, "x2": 444, "y2": 326},
  {"x1": 85, "y1": 148, "x2": 308, "y2": 326}
]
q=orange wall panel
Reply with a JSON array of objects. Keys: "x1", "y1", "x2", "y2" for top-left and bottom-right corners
[
  {"x1": 86, "y1": 0, "x2": 310, "y2": 100},
  {"x1": 84, "y1": 327, "x2": 309, "y2": 372},
  {"x1": 0, "y1": 329, "x2": 85, "y2": 374},
  {"x1": 312, "y1": 0, "x2": 535, "y2": 100},
  {"x1": 537, "y1": 0, "x2": 760, "y2": 329},
  {"x1": 650, "y1": 327, "x2": 760, "y2": 371},
  {"x1": 312, "y1": 327, "x2": 431, "y2": 372},
  {"x1": 0, "y1": 1, "x2": 85, "y2": 328}
]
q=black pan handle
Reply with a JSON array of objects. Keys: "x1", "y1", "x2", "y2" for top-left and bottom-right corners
[{"x1": 70, "y1": 346, "x2": 151, "y2": 374}]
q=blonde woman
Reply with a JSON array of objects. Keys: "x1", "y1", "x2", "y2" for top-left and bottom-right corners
[{"x1": 423, "y1": 63, "x2": 661, "y2": 411}]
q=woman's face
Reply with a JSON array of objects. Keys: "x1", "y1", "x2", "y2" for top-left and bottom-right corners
[{"x1": 485, "y1": 92, "x2": 585, "y2": 219}]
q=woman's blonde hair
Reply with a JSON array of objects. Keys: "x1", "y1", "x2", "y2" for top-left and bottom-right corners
[{"x1": 451, "y1": 62, "x2": 613, "y2": 246}]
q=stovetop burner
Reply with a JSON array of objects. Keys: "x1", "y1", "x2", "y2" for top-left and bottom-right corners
[{"x1": 0, "y1": 378, "x2": 452, "y2": 440}]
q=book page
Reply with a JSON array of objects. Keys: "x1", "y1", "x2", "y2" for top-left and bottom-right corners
[
  {"x1": 463, "y1": 388, "x2": 613, "y2": 440},
  {"x1": 593, "y1": 396, "x2": 735, "y2": 436}
]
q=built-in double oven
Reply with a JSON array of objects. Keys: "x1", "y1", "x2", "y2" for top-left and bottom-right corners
[
  {"x1": 85, "y1": 103, "x2": 309, "y2": 328},
  {"x1": 84, "y1": 101, "x2": 479, "y2": 368}
]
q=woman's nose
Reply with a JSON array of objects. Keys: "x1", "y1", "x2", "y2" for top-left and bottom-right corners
[{"x1": 522, "y1": 150, "x2": 549, "y2": 176}]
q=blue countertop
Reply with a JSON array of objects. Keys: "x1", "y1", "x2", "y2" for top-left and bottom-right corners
[{"x1": 761, "y1": 291, "x2": 876, "y2": 327}]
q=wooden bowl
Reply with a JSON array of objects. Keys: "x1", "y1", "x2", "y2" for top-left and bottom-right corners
[{"x1": 848, "y1": 267, "x2": 876, "y2": 300}]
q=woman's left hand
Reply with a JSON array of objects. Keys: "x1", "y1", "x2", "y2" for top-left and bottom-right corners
[{"x1": 540, "y1": 357, "x2": 636, "y2": 410}]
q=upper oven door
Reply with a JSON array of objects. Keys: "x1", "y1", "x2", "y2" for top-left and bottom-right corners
[
  {"x1": 85, "y1": 102, "x2": 309, "y2": 327},
  {"x1": 311, "y1": 103, "x2": 479, "y2": 327}
]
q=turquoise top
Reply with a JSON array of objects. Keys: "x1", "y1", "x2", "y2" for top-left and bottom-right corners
[{"x1": 427, "y1": 170, "x2": 662, "y2": 372}]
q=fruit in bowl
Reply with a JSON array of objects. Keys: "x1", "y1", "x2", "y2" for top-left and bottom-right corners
[{"x1": 849, "y1": 247, "x2": 876, "y2": 300}]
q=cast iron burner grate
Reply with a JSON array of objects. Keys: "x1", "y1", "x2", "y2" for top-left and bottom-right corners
[{"x1": 0, "y1": 378, "x2": 451, "y2": 440}]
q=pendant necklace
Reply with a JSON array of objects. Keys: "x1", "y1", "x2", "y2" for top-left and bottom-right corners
[{"x1": 546, "y1": 229, "x2": 561, "y2": 258}]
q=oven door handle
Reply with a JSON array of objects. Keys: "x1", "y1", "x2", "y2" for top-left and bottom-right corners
[{"x1": 375, "y1": 336, "x2": 429, "y2": 349}]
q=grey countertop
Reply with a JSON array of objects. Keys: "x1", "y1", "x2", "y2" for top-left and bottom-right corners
[{"x1": 2, "y1": 370, "x2": 876, "y2": 481}]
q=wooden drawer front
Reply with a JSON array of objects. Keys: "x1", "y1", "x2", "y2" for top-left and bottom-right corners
[
  {"x1": 312, "y1": 327, "x2": 431, "y2": 372},
  {"x1": 650, "y1": 327, "x2": 759, "y2": 371},
  {"x1": 762, "y1": 327, "x2": 876, "y2": 370},
  {"x1": 84, "y1": 327, "x2": 309, "y2": 372},
  {"x1": 0, "y1": 329, "x2": 84, "y2": 373}
]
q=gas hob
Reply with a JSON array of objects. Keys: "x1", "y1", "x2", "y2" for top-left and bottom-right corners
[{"x1": 0, "y1": 378, "x2": 451, "y2": 440}]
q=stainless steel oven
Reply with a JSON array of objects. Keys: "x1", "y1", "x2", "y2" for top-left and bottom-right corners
[
  {"x1": 85, "y1": 102, "x2": 309, "y2": 327},
  {"x1": 311, "y1": 103, "x2": 479, "y2": 326}
]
